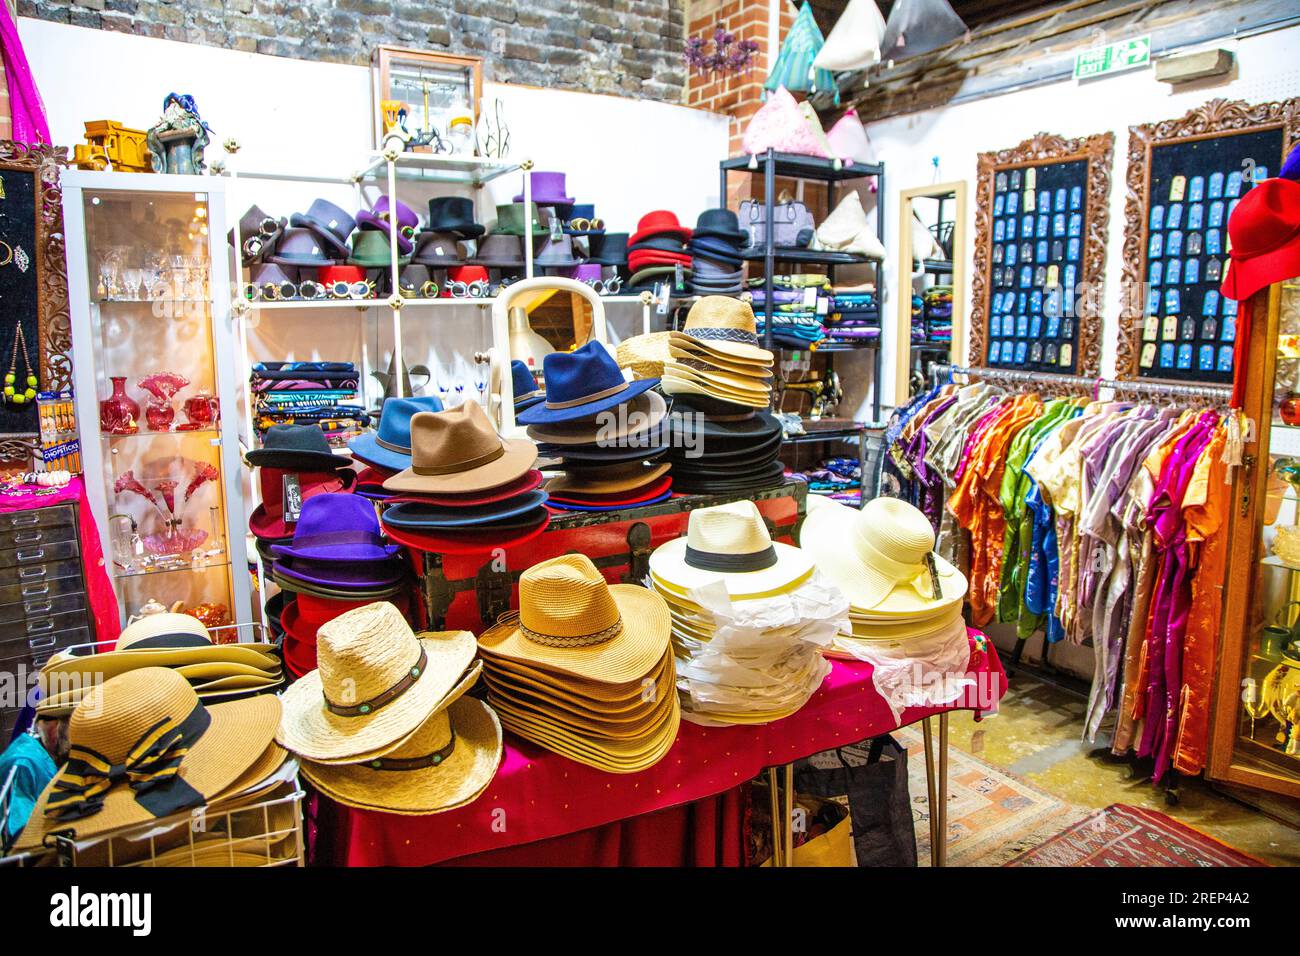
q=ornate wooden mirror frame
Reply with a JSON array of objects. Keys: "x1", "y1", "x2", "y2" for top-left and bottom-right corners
[
  {"x1": 1115, "y1": 97, "x2": 1300, "y2": 381},
  {"x1": 968, "y1": 130, "x2": 1114, "y2": 379}
]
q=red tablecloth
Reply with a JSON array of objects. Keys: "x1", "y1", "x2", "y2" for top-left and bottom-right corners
[{"x1": 318, "y1": 632, "x2": 1004, "y2": 867}]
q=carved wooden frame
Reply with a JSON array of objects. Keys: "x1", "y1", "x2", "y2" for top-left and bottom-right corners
[
  {"x1": 968, "y1": 130, "x2": 1114, "y2": 378},
  {"x1": 0, "y1": 141, "x2": 71, "y2": 468},
  {"x1": 1115, "y1": 97, "x2": 1300, "y2": 380}
]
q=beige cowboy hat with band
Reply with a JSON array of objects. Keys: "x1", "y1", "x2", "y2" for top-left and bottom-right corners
[
  {"x1": 383, "y1": 401, "x2": 537, "y2": 496},
  {"x1": 667, "y1": 296, "x2": 774, "y2": 364}
]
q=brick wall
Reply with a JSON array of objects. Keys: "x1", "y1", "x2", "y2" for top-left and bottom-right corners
[{"x1": 19, "y1": 0, "x2": 690, "y2": 103}]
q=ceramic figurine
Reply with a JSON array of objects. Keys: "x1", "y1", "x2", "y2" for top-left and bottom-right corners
[{"x1": 147, "y1": 93, "x2": 211, "y2": 175}]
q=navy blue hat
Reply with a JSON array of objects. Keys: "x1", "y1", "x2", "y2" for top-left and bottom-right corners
[
  {"x1": 511, "y1": 360, "x2": 544, "y2": 410},
  {"x1": 689, "y1": 236, "x2": 747, "y2": 262},
  {"x1": 380, "y1": 490, "x2": 549, "y2": 529},
  {"x1": 347, "y1": 395, "x2": 445, "y2": 472},
  {"x1": 563, "y1": 203, "x2": 604, "y2": 235},
  {"x1": 516, "y1": 340, "x2": 658, "y2": 426},
  {"x1": 586, "y1": 232, "x2": 629, "y2": 266}
]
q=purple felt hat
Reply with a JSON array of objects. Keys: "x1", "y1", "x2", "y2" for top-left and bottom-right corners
[
  {"x1": 356, "y1": 196, "x2": 420, "y2": 255},
  {"x1": 267, "y1": 227, "x2": 338, "y2": 267},
  {"x1": 273, "y1": 554, "x2": 404, "y2": 590},
  {"x1": 268, "y1": 492, "x2": 400, "y2": 563},
  {"x1": 566, "y1": 263, "x2": 604, "y2": 283},
  {"x1": 514, "y1": 170, "x2": 574, "y2": 206}
]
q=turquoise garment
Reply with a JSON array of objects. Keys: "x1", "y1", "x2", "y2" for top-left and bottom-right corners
[
  {"x1": 764, "y1": 3, "x2": 839, "y2": 102},
  {"x1": 0, "y1": 732, "x2": 56, "y2": 843}
]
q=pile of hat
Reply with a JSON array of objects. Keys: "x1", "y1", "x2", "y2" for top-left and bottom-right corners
[
  {"x1": 648, "y1": 502, "x2": 842, "y2": 725},
  {"x1": 626, "y1": 210, "x2": 693, "y2": 293},
  {"x1": 801, "y1": 496, "x2": 973, "y2": 717},
  {"x1": 277, "y1": 601, "x2": 502, "y2": 815},
  {"x1": 477, "y1": 554, "x2": 680, "y2": 773},
  {"x1": 519, "y1": 341, "x2": 672, "y2": 511},
  {"x1": 270, "y1": 493, "x2": 410, "y2": 679},
  {"x1": 16, "y1": 625, "x2": 286, "y2": 857},
  {"x1": 688, "y1": 209, "x2": 748, "y2": 296},
  {"x1": 379, "y1": 401, "x2": 549, "y2": 555}
]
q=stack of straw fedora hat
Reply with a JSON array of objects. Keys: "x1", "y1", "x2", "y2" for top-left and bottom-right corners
[
  {"x1": 648, "y1": 501, "x2": 844, "y2": 725},
  {"x1": 36, "y1": 611, "x2": 284, "y2": 719},
  {"x1": 277, "y1": 602, "x2": 502, "y2": 815},
  {"x1": 476, "y1": 554, "x2": 680, "y2": 773},
  {"x1": 520, "y1": 341, "x2": 672, "y2": 511},
  {"x1": 662, "y1": 296, "x2": 774, "y2": 411}
]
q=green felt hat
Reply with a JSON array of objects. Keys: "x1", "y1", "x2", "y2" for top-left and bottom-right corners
[
  {"x1": 493, "y1": 202, "x2": 549, "y2": 238},
  {"x1": 348, "y1": 229, "x2": 411, "y2": 268}
]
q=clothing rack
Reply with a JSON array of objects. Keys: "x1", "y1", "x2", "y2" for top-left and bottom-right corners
[{"x1": 928, "y1": 364, "x2": 1233, "y2": 403}]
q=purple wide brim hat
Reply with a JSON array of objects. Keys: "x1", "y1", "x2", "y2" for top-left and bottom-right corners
[
  {"x1": 514, "y1": 170, "x2": 574, "y2": 206},
  {"x1": 272, "y1": 555, "x2": 404, "y2": 589},
  {"x1": 356, "y1": 196, "x2": 420, "y2": 255}
]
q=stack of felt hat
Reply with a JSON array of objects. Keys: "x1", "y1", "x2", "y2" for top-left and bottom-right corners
[
  {"x1": 477, "y1": 554, "x2": 679, "y2": 773},
  {"x1": 14, "y1": 665, "x2": 285, "y2": 855},
  {"x1": 687, "y1": 209, "x2": 748, "y2": 296},
  {"x1": 647, "y1": 502, "x2": 842, "y2": 725},
  {"x1": 36, "y1": 612, "x2": 284, "y2": 719},
  {"x1": 518, "y1": 341, "x2": 672, "y2": 511},
  {"x1": 627, "y1": 210, "x2": 693, "y2": 291},
  {"x1": 247, "y1": 424, "x2": 356, "y2": 566},
  {"x1": 270, "y1": 493, "x2": 410, "y2": 679},
  {"x1": 277, "y1": 602, "x2": 502, "y2": 815},
  {"x1": 662, "y1": 296, "x2": 774, "y2": 411},
  {"x1": 355, "y1": 196, "x2": 420, "y2": 259},
  {"x1": 413, "y1": 196, "x2": 487, "y2": 279},
  {"x1": 585, "y1": 232, "x2": 630, "y2": 278},
  {"x1": 379, "y1": 401, "x2": 549, "y2": 555},
  {"x1": 510, "y1": 359, "x2": 544, "y2": 413},
  {"x1": 347, "y1": 395, "x2": 446, "y2": 500}
]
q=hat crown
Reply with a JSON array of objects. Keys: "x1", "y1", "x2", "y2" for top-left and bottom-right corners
[
  {"x1": 317, "y1": 602, "x2": 423, "y2": 704},
  {"x1": 71, "y1": 668, "x2": 202, "y2": 763},
  {"x1": 511, "y1": 359, "x2": 538, "y2": 397},
  {"x1": 276, "y1": 228, "x2": 328, "y2": 257},
  {"x1": 408, "y1": 402, "x2": 504, "y2": 473},
  {"x1": 540, "y1": 340, "x2": 626, "y2": 407},
  {"x1": 686, "y1": 500, "x2": 772, "y2": 556},
  {"x1": 448, "y1": 264, "x2": 489, "y2": 283},
  {"x1": 519, "y1": 554, "x2": 621, "y2": 640},
  {"x1": 256, "y1": 467, "x2": 343, "y2": 507},
  {"x1": 853, "y1": 497, "x2": 935, "y2": 570},
  {"x1": 377, "y1": 396, "x2": 444, "y2": 451},
  {"x1": 117, "y1": 612, "x2": 211, "y2": 649},
  {"x1": 291, "y1": 492, "x2": 381, "y2": 543},
  {"x1": 385, "y1": 707, "x2": 452, "y2": 760},
  {"x1": 683, "y1": 296, "x2": 759, "y2": 335},
  {"x1": 261, "y1": 423, "x2": 334, "y2": 456},
  {"x1": 1228, "y1": 179, "x2": 1300, "y2": 258},
  {"x1": 304, "y1": 198, "x2": 355, "y2": 237}
]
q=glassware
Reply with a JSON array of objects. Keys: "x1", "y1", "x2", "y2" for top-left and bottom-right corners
[
  {"x1": 99, "y1": 376, "x2": 141, "y2": 434},
  {"x1": 137, "y1": 371, "x2": 189, "y2": 432}
]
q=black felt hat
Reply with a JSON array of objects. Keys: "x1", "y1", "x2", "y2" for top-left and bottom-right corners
[{"x1": 245, "y1": 424, "x2": 351, "y2": 472}]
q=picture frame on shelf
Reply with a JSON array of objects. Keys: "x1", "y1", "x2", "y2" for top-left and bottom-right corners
[{"x1": 370, "y1": 46, "x2": 484, "y2": 156}]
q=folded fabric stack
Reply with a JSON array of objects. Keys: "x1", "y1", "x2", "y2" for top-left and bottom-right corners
[
  {"x1": 15, "y1": 663, "x2": 287, "y2": 857},
  {"x1": 270, "y1": 493, "x2": 410, "y2": 679},
  {"x1": 36, "y1": 611, "x2": 283, "y2": 719},
  {"x1": 757, "y1": 310, "x2": 827, "y2": 349},
  {"x1": 250, "y1": 361, "x2": 368, "y2": 446},
  {"x1": 801, "y1": 496, "x2": 974, "y2": 719},
  {"x1": 278, "y1": 602, "x2": 502, "y2": 816},
  {"x1": 910, "y1": 292, "x2": 926, "y2": 343},
  {"x1": 791, "y1": 455, "x2": 861, "y2": 502},
  {"x1": 626, "y1": 210, "x2": 693, "y2": 292},
  {"x1": 826, "y1": 287, "x2": 881, "y2": 344},
  {"x1": 379, "y1": 401, "x2": 549, "y2": 556},
  {"x1": 647, "y1": 502, "x2": 842, "y2": 725},
  {"x1": 687, "y1": 208, "x2": 747, "y2": 296},
  {"x1": 924, "y1": 285, "x2": 954, "y2": 343},
  {"x1": 520, "y1": 341, "x2": 671, "y2": 511},
  {"x1": 663, "y1": 296, "x2": 775, "y2": 411},
  {"x1": 477, "y1": 555, "x2": 680, "y2": 773}
]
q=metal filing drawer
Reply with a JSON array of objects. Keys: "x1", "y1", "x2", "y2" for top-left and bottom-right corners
[
  {"x1": 0, "y1": 538, "x2": 80, "y2": 570},
  {"x1": 0, "y1": 590, "x2": 86, "y2": 626},
  {"x1": 0, "y1": 570, "x2": 85, "y2": 608}
]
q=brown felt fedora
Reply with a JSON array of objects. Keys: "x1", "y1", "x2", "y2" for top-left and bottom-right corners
[{"x1": 383, "y1": 400, "x2": 538, "y2": 495}]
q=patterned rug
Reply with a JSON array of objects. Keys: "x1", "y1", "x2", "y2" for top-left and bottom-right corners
[
  {"x1": 1006, "y1": 804, "x2": 1269, "y2": 867},
  {"x1": 895, "y1": 726, "x2": 1089, "y2": 867}
]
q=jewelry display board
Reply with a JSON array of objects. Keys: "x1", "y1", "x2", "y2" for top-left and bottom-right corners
[
  {"x1": 969, "y1": 131, "x2": 1113, "y2": 377},
  {"x1": 0, "y1": 143, "x2": 71, "y2": 451},
  {"x1": 1116, "y1": 97, "x2": 1300, "y2": 383}
]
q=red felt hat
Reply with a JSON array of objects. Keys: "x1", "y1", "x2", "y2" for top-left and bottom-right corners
[
  {"x1": 283, "y1": 629, "x2": 317, "y2": 678},
  {"x1": 318, "y1": 265, "x2": 367, "y2": 283},
  {"x1": 1222, "y1": 178, "x2": 1300, "y2": 302},
  {"x1": 248, "y1": 468, "x2": 354, "y2": 540},
  {"x1": 630, "y1": 210, "x2": 692, "y2": 247},
  {"x1": 447, "y1": 264, "x2": 489, "y2": 284},
  {"x1": 381, "y1": 469, "x2": 545, "y2": 507},
  {"x1": 381, "y1": 511, "x2": 550, "y2": 555},
  {"x1": 288, "y1": 589, "x2": 408, "y2": 634},
  {"x1": 627, "y1": 252, "x2": 694, "y2": 274}
]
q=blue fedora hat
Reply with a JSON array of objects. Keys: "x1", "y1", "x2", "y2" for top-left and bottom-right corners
[
  {"x1": 511, "y1": 360, "x2": 544, "y2": 410},
  {"x1": 516, "y1": 340, "x2": 658, "y2": 426},
  {"x1": 348, "y1": 395, "x2": 445, "y2": 472},
  {"x1": 380, "y1": 490, "x2": 549, "y2": 529}
]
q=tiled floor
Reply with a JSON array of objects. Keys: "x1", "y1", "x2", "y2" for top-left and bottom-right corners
[{"x1": 945, "y1": 672, "x2": 1300, "y2": 866}]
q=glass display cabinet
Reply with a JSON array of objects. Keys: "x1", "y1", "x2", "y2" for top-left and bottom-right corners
[
  {"x1": 63, "y1": 172, "x2": 250, "y2": 631},
  {"x1": 1211, "y1": 278, "x2": 1300, "y2": 799}
]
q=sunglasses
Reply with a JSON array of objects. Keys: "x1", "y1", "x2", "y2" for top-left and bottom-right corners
[
  {"x1": 567, "y1": 217, "x2": 604, "y2": 231},
  {"x1": 326, "y1": 279, "x2": 375, "y2": 300},
  {"x1": 443, "y1": 279, "x2": 490, "y2": 298},
  {"x1": 583, "y1": 277, "x2": 622, "y2": 295}
]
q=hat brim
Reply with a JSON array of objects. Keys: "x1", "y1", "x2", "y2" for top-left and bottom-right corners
[
  {"x1": 490, "y1": 696, "x2": 680, "y2": 773},
  {"x1": 1222, "y1": 241, "x2": 1300, "y2": 302},
  {"x1": 484, "y1": 646, "x2": 674, "y2": 705},
  {"x1": 664, "y1": 358, "x2": 773, "y2": 391},
  {"x1": 382, "y1": 469, "x2": 545, "y2": 507},
  {"x1": 244, "y1": 449, "x2": 351, "y2": 471},
  {"x1": 662, "y1": 374, "x2": 771, "y2": 409},
  {"x1": 272, "y1": 570, "x2": 409, "y2": 601},
  {"x1": 349, "y1": 254, "x2": 412, "y2": 268},
  {"x1": 548, "y1": 491, "x2": 673, "y2": 512},
  {"x1": 546, "y1": 463, "x2": 670, "y2": 497},
  {"x1": 649, "y1": 538, "x2": 813, "y2": 601},
  {"x1": 348, "y1": 432, "x2": 413, "y2": 473},
  {"x1": 524, "y1": 391, "x2": 667, "y2": 445},
  {"x1": 489, "y1": 682, "x2": 678, "y2": 739},
  {"x1": 671, "y1": 330, "x2": 773, "y2": 365},
  {"x1": 629, "y1": 225, "x2": 692, "y2": 246},
  {"x1": 477, "y1": 584, "x2": 670, "y2": 685},
  {"x1": 516, "y1": 376, "x2": 659, "y2": 426},
  {"x1": 276, "y1": 631, "x2": 478, "y2": 761},
  {"x1": 383, "y1": 438, "x2": 538, "y2": 495},
  {"x1": 266, "y1": 252, "x2": 339, "y2": 267},
  {"x1": 692, "y1": 227, "x2": 749, "y2": 245},
  {"x1": 539, "y1": 443, "x2": 669, "y2": 466},
  {"x1": 271, "y1": 555, "x2": 405, "y2": 590},
  {"x1": 424, "y1": 222, "x2": 486, "y2": 239},
  {"x1": 378, "y1": 490, "x2": 548, "y2": 529},
  {"x1": 381, "y1": 510, "x2": 550, "y2": 555},
  {"x1": 270, "y1": 537, "x2": 401, "y2": 563},
  {"x1": 41, "y1": 644, "x2": 280, "y2": 690}
]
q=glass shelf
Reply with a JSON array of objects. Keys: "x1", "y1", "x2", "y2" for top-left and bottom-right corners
[{"x1": 114, "y1": 558, "x2": 231, "y2": 580}]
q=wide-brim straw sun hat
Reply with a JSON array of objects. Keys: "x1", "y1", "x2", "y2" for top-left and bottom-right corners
[
  {"x1": 661, "y1": 371, "x2": 771, "y2": 409},
  {"x1": 40, "y1": 640, "x2": 280, "y2": 691},
  {"x1": 276, "y1": 602, "x2": 478, "y2": 761},
  {"x1": 488, "y1": 688, "x2": 676, "y2": 740},
  {"x1": 480, "y1": 645, "x2": 675, "y2": 706},
  {"x1": 477, "y1": 553, "x2": 670, "y2": 685},
  {"x1": 667, "y1": 343, "x2": 775, "y2": 379},
  {"x1": 300, "y1": 696, "x2": 501, "y2": 816},
  {"x1": 492, "y1": 699, "x2": 680, "y2": 773},
  {"x1": 677, "y1": 296, "x2": 773, "y2": 364},
  {"x1": 115, "y1": 611, "x2": 210, "y2": 648},
  {"x1": 16, "y1": 667, "x2": 281, "y2": 848},
  {"x1": 662, "y1": 361, "x2": 773, "y2": 397},
  {"x1": 800, "y1": 495, "x2": 967, "y2": 616},
  {"x1": 483, "y1": 663, "x2": 673, "y2": 718}
]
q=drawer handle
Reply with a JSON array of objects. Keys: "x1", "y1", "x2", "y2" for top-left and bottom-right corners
[
  {"x1": 9, "y1": 513, "x2": 39, "y2": 528},
  {"x1": 31, "y1": 655, "x2": 50, "y2": 668},
  {"x1": 13, "y1": 531, "x2": 43, "y2": 545},
  {"x1": 28, "y1": 635, "x2": 55, "y2": 650},
  {"x1": 16, "y1": 548, "x2": 46, "y2": 562},
  {"x1": 25, "y1": 600, "x2": 52, "y2": 615},
  {"x1": 26, "y1": 618, "x2": 54, "y2": 633},
  {"x1": 20, "y1": 582, "x2": 49, "y2": 597},
  {"x1": 18, "y1": 566, "x2": 47, "y2": 580}
]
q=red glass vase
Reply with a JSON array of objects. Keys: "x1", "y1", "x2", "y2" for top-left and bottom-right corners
[
  {"x1": 145, "y1": 400, "x2": 175, "y2": 432},
  {"x1": 99, "y1": 376, "x2": 140, "y2": 435}
]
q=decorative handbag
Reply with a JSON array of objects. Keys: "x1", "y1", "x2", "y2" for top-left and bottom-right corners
[{"x1": 738, "y1": 194, "x2": 815, "y2": 250}]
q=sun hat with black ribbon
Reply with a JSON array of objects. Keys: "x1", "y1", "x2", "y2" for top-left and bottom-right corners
[
  {"x1": 649, "y1": 500, "x2": 814, "y2": 601},
  {"x1": 516, "y1": 340, "x2": 658, "y2": 426},
  {"x1": 276, "y1": 601, "x2": 478, "y2": 761},
  {"x1": 15, "y1": 667, "x2": 281, "y2": 847},
  {"x1": 349, "y1": 395, "x2": 445, "y2": 472}
]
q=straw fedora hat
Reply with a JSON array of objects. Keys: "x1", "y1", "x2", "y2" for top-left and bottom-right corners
[
  {"x1": 477, "y1": 554, "x2": 670, "y2": 685},
  {"x1": 300, "y1": 696, "x2": 501, "y2": 816},
  {"x1": 800, "y1": 496, "x2": 967, "y2": 616},
  {"x1": 667, "y1": 332, "x2": 773, "y2": 367},
  {"x1": 383, "y1": 401, "x2": 537, "y2": 496},
  {"x1": 677, "y1": 296, "x2": 773, "y2": 363},
  {"x1": 276, "y1": 602, "x2": 478, "y2": 761},
  {"x1": 617, "y1": 331, "x2": 673, "y2": 379},
  {"x1": 649, "y1": 501, "x2": 813, "y2": 601},
  {"x1": 16, "y1": 667, "x2": 280, "y2": 848},
  {"x1": 481, "y1": 646, "x2": 674, "y2": 708},
  {"x1": 662, "y1": 363, "x2": 772, "y2": 398}
]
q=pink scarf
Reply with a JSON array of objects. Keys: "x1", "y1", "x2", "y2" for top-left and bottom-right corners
[{"x1": 0, "y1": 5, "x2": 50, "y2": 145}]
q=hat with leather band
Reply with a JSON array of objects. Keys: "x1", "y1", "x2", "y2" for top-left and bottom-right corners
[
  {"x1": 383, "y1": 400, "x2": 538, "y2": 495},
  {"x1": 349, "y1": 395, "x2": 446, "y2": 472},
  {"x1": 510, "y1": 359, "x2": 544, "y2": 410},
  {"x1": 517, "y1": 340, "x2": 658, "y2": 426}
]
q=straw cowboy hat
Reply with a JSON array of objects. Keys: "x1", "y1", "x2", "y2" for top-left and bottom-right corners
[
  {"x1": 480, "y1": 646, "x2": 675, "y2": 707},
  {"x1": 383, "y1": 400, "x2": 537, "y2": 496},
  {"x1": 673, "y1": 296, "x2": 773, "y2": 363},
  {"x1": 16, "y1": 667, "x2": 280, "y2": 847},
  {"x1": 477, "y1": 554, "x2": 671, "y2": 684},
  {"x1": 649, "y1": 500, "x2": 813, "y2": 601},
  {"x1": 800, "y1": 496, "x2": 967, "y2": 617},
  {"x1": 616, "y1": 332, "x2": 673, "y2": 380},
  {"x1": 276, "y1": 602, "x2": 478, "y2": 761}
]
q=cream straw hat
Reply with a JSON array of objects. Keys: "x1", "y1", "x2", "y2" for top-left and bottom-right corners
[
  {"x1": 616, "y1": 331, "x2": 673, "y2": 379},
  {"x1": 277, "y1": 602, "x2": 477, "y2": 761},
  {"x1": 676, "y1": 296, "x2": 774, "y2": 363}
]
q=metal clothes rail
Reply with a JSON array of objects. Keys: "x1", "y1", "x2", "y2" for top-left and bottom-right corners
[{"x1": 928, "y1": 363, "x2": 1233, "y2": 403}]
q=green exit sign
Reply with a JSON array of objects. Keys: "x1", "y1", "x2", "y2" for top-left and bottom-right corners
[{"x1": 1074, "y1": 36, "x2": 1151, "y2": 80}]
